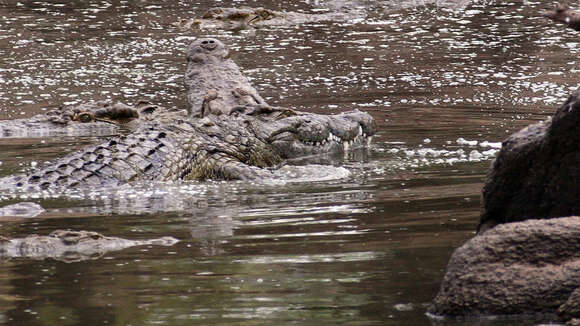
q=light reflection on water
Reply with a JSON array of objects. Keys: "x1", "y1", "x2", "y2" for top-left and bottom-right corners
[{"x1": 0, "y1": 0, "x2": 574, "y2": 325}]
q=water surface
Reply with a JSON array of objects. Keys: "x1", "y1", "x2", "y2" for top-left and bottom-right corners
[{"x1": 0, "y1": 0, "x2": 575, "y2": 325}]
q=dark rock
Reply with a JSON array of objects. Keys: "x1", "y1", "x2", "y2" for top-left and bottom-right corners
[
  {"x1": 429, "y1": 216, "x2": 580, "y2": 317},
  {"x1": 479, "y1": 92, "x2": 580, "y2": 232}
]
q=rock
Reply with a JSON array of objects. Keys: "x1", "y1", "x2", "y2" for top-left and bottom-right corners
[
  {"x1": 479, "y1": 92, "x2": 580, "y2": 232},
  {"x1": 428, "y1": 216, "x2": 580, "y2": 318}
]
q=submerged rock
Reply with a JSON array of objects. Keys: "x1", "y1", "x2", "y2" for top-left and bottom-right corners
[
  {"x1": 479, "y1": 92, "x2": 580, "y2": 232},
  {"x1": 429, "y1": 216, "x2": 580, "y2": 320}
]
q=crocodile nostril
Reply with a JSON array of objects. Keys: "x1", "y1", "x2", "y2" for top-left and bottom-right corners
[{"x1": 200, "y1": 39, "x2": 218, "y2": 50}]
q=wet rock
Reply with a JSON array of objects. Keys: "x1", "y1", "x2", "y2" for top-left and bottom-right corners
[
  {"x1": 0, "y1": 100, "x2": 172, "y2": 139},
  {"x1": 428, "y1": 216, "x2": 580, "y2": 319},
  {"x1": 479, "y1": 92, "x2": 580, "y2": 232}
]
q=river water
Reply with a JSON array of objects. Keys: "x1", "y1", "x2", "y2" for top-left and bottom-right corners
[{"x1": 0, "y1": 0, "x2": 576, "y2": 325}]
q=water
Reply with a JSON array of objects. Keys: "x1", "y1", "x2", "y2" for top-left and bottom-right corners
[{"x1": 0, "y1": 0, "x2": 574, "y2": 325}]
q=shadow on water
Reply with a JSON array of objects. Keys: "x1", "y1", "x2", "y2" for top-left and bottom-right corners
[{"x1": 0, "y1": 0, "x2": 575, "y2": 325}]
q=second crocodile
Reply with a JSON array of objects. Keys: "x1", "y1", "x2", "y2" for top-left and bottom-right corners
[
  {"x1": 0, "y1": 229, "x2": 179, "y2": 262},
  {"x1": 173, "y1": 6, "x2": 365, "y2": 31}
]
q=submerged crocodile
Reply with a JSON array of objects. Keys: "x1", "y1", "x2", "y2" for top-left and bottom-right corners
[
  {"x1": 544, "y1": 3, "x2": 580, "y2": 31},
  {"x1": 0, "y1": 38, "x2": 374, "y2": 191},
  {"x1": 0, "y1": 100, "x2": 171, "y2": 138},
  {"x1": 173, "y1": 6, "x2": 365, "y2": 31},
  {"x1": 0, "y1": 229, "x2": 179, "y2": 262}
]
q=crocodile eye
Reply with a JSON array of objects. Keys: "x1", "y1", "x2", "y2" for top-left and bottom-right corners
[{"x1": 76, "y1": 112, "x2": 94, "y2": 123}]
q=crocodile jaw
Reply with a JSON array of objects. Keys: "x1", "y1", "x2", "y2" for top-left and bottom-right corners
[{"x1": 263, "y1": 110, "x2": 375, "y2": 158}]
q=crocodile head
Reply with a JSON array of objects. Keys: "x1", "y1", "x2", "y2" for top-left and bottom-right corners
[
  {"x1": 185, "y1": 38, "x2": 268, "y2": 117},
  {"x1": 184, "y1": 38, "x2": 375, "y2": 159},
  {"x1": 543, "y1": 3, "x2": 580, "y2": 31},
  {"x1": 58, "y1": 102, "x2": 141, "y2": 124},
  {"x1": 182, "y1": 107, "x2": 375, "y2": 180},
  {"x1": 0, "y1": 100, "x2": 167, "y2": 138},
  {"x1": 249, "y1": 109, "x2": 375, "y2": 158},
  {"x1": 195, "y1": 107, "x2": 375, "y2": 161}
]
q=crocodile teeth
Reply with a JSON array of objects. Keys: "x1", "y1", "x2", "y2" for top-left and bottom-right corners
[
  {"x1": 343, "y1": 142, "x2": 350, "y2": 151},
  {"x1": 366, "y1": 136, "x2": 373, "y2": 147},
  {"x1": 358, "y1": 126, "x2": 363, "y2": 136},
  {"x1": 328, "y1": 133, "x2": 341, "y2": 143}
]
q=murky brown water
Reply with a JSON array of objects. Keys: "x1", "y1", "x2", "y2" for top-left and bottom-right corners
[{"x1": 0, "y1": 0, "x2": 576, "y2": 325}]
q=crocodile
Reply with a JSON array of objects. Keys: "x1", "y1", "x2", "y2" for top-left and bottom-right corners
[
  {"x1": 0, "y1": 100, "x2": 171, "y2": 138},
  {"x1": 0, "y1": 229, "x2": 179, "y2": 262},
  {"x1": 544, "y1": 3, "x2": 580, "y2": 31},
  {"x1": 172, "y1": 6, "x2": 365, "y2": 31},
  {"x1": 185, "y1": 38, "x2": 269, "y2": 118},
  {"x1": 0, "y1": 38, "x2": 374, "y2": 191}
]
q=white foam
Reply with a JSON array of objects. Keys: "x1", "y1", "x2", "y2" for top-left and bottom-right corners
[{"x1": 456, "y1": 137, "x2": 478, "y2": 146}]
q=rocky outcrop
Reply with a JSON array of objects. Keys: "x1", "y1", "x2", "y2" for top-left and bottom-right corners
[
  {"x1": 478, "y1": 92, "x2": 580, "y2": 232},
  {"x1": 430, "y1": 92, "x2": 580, "y2": 323},
  {"x1": 429, "y1": 216, "x2": 580, "y2": 319}
]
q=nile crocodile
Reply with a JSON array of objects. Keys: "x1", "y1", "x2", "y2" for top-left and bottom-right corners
[
  {"x1": 0, "y1": 100, "x2": 170, "y2": 138},
  {"x1": 0, "y1": 38, "x2": 374, "y2": 191},
  {"x1": 185, "y1": 38, "x2": 269, "y2": 118},
  {"x1": 544, "y1": 3, "x2": 580, "y2": 31},
  {"x1": 0, "y1": 229, "x2": 179, "y2": 262},
  {"x1": 173, "y1": 6, "x2": 365, "y2": 31}
]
